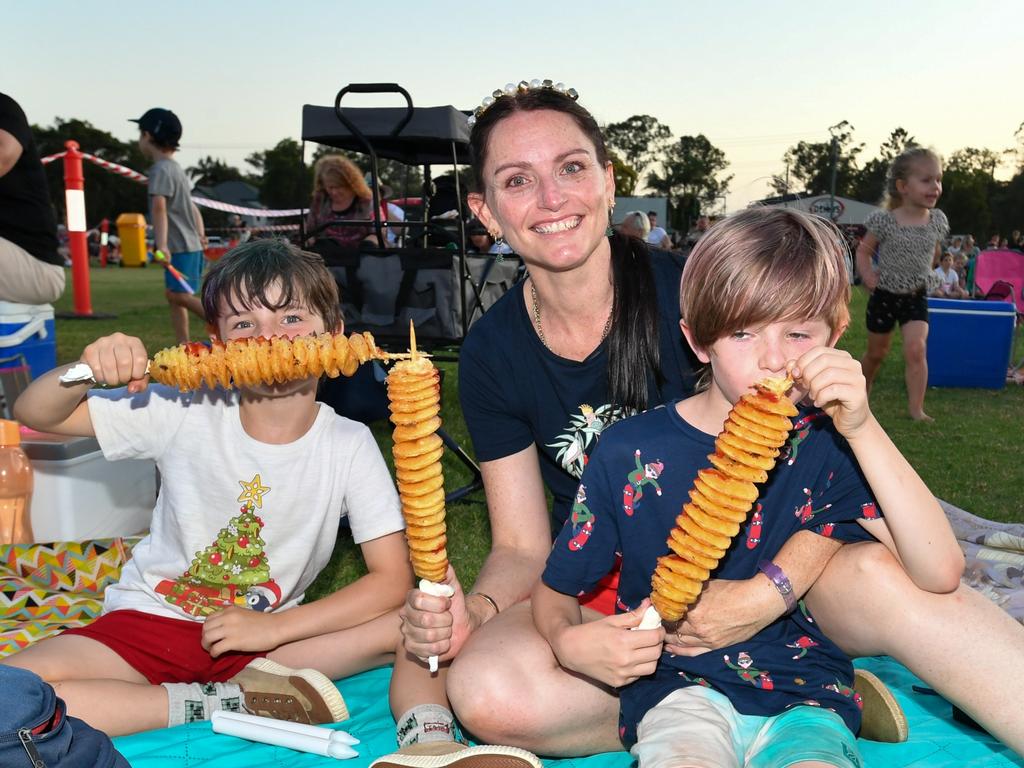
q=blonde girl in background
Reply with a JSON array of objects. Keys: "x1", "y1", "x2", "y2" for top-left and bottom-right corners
[
  {"x1": 856, "y1": 147, "x2": 947, "y2": 422},
  {"x1": 617, "y1": 211, "x2": 651, "y2": 242}
]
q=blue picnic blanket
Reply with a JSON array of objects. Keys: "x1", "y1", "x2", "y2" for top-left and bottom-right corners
[{"x1": 113, "y1": 657, "x2": 1023, "y2": 768}]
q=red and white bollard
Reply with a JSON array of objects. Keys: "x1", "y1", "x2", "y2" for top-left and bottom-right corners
[{"x1": 62, "y1": 140, "x2": 93, "y2": 315}]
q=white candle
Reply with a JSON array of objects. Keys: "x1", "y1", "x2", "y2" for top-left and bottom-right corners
[
  {"x1": 211, "y1": 711, "x2": 358, "y2": 758},
  {"x1": 212, "y1": 710, "x2": 358, "y2": 745}
]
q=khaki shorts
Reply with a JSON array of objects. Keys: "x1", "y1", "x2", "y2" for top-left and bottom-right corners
[{"x1": 0, "y1": 236, "x2": 66, "y2": 304}]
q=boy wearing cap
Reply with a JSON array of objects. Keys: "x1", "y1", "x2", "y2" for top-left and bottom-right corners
[{"x1": 132, "y1": 107, "x2": 206, "y2": 343}]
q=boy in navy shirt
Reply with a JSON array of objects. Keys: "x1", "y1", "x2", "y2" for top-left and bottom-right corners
[{"x1": 534, "y1": 208, "x2": 963, "y2": 767}]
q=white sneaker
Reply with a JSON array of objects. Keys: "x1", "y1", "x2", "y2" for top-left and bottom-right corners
[{"x1": 370, "y1": 742, "x2": 543, "y2": 768}]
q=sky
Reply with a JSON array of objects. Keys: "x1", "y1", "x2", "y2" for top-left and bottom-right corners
[{"x1": 6, "y1": 0, "x2": 1023, "y2": 213}]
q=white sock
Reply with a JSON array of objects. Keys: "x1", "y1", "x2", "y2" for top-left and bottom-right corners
[
  {"x1": 395, "y1": 704, "x2": 458, "y2": 747},
  {"x1": 162, "y1": 681, "x2": 243, "y2": 727}
]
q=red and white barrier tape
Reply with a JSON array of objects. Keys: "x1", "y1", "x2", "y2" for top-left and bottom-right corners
[
  {"x1": 190, "y1": 196, "x2": 304, "y2": 218},
  {"x1": 40, "y1": 150, "x2": 305, "y2": 218},
  {"x1": 82, "y1": 152, "x2": 149, "y2": 183}
]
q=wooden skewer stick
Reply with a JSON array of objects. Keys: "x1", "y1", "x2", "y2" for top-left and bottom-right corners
[{"x1": 409, "y1": 319, "x2": 418, "y2": 360}]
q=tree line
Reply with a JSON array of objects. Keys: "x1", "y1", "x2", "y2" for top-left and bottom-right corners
[
  {"x1": 32, "y1": 116, "x2": 1023, "y2": 240},
  {"x1": 602, "y1": 115, "x2": 1023, "y2": 238}
]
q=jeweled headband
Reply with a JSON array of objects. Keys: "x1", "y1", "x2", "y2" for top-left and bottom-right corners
[{"x1": 467, "y1": 79, "x2": 579, "y2": 127}]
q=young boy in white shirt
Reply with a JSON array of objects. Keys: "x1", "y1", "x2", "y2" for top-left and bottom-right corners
[{"x1": 6, "y1": 239, "x2": 412, "y2": 736}]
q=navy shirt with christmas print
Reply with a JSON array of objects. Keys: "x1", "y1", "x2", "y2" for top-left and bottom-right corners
[{"x1": 542, "y1": 401, "x2": 883, "y2": 746}]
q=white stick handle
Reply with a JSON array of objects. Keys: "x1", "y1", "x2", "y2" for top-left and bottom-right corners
[
  {"x1": 59, "y1": 362, "x2": 96, "y2": 384},
  {"x1": 631, "y1": 605, "x2": 663, "y2": 631},
  {"x1": 418, "y1": 578, "x2": 455, "y2": 672},
  {"x1": 59, "y1": 361, "x2": 152, "y2": 385},
  {"x1": 211, "y1": 711, "x2": 358, "y2": 758},
  {"x1": 211, "y1": 710, "x2": 358, "y2": 745}
]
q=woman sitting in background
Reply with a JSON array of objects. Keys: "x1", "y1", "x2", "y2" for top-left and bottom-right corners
[{"x1": 306, "y1": 155, "x2": 380, "y2": 250}]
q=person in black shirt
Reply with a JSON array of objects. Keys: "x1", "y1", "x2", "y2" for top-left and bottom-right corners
[{"x1": 0, "y1": 93, "x2": 64, "y2": 304}]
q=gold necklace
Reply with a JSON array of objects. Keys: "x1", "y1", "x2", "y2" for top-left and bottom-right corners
[{"x1": 530, "y1": 279, "x2": 613, "y2": 351}]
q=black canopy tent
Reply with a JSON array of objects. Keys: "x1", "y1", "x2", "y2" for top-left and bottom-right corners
[
  {"x1": 301, "y1": 104, "x2": 472, "y2": 166},
  {"x1": 299, "y1": 84, "x2": 511, "y2": 349}
]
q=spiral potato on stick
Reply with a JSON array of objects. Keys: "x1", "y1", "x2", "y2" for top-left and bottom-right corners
[
  {"x1": 650, "y1": 377, "x2": 797, "y2": 622},
  {"x1": 149, "y1": 331, "x2": 382, "y2": 391},
  {"x1": 386, "y1": 327, "x2": 448, "y2": 584}
]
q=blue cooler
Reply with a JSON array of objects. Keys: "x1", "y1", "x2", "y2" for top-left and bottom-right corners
[
  {"x1": 0, "y1": 302, "x2": 57, "y2": 380},
  {"x1": 926, "y1": 297, "x2": 1016, "y2": 389}
]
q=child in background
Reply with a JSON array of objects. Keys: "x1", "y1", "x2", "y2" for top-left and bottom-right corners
[
  {"x1": 856, "y1": 147, "x2": 948, "y2": 422},
  {"x1": 133, "y1": 108, "x2": 207, "y2": 344},
  {"x1": 933, "y1": 252, "x2": 968, "y2": 298},
  {"x1": 962, "y1": 235, "x2": 980, "y2": 295},
  {"x1": 5, "y1": 240, "x2": 412, "y2": 736},
  {"x1": 533, "y1": 208, "x2": 963, "y2": 767}
]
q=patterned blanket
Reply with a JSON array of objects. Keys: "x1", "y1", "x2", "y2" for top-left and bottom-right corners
[
  {"x1": 942, "y1": 500, "x2": 1024, "y2": 623},
  {"x1": 0, "y1": 537, "x2": 138, "y2": 658}
]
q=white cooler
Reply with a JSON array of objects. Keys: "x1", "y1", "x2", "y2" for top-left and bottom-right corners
[{"x1": 22, "y1": 433, "x2": 156, "y2": 541}]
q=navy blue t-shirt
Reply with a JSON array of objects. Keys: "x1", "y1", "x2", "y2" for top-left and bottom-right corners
[
  {"x1": 543, "y1": 403, "x2": 882, "y2": 745},
  {"x1": 459, "y1": 249, "x2": 697, "y2": 529}
]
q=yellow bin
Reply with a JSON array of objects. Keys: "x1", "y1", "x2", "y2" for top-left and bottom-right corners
[{"x1": 116, "y1": 213, "x2": 148, "y2": 267}]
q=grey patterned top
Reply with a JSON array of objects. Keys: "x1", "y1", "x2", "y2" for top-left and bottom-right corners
[{"x1": 865, "y1": 208, "x2": 949, "y2": 294}]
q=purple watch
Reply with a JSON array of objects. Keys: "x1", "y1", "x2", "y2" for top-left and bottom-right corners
[{"x1": 757, "y1": 559, "x2": 798, "y2": 614}]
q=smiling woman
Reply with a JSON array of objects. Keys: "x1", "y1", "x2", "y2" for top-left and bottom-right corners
[{"x1": 383, "y1": 82, "x2": 699, "y2": 756}]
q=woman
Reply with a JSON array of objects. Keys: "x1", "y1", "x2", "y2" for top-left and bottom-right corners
[
  {"x1": 396, "y1": 82, "x2": 1024, "y2": 757},
  {"x1": 306, "y1": 154, "x2": 380, "y2": 249},
  {"x1": 617, "y1": 210, "x2": 651, "y2": 242}
]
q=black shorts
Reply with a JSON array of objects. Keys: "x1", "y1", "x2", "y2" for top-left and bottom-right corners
[{"x1": 865, "y1": 288, "x2": 928, "y2": 334}]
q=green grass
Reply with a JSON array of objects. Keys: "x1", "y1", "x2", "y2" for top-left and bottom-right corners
[{"x1": 51, "y1": 266, "x2": 1024, "y2": 598}]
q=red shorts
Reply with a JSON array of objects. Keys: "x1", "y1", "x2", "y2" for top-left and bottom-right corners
[
  {"x1": 579, "y1": 558, "x2": 621, "y2": 616},
  {"x1": 63, "y1": 610, "x2": 264, "y2": 685}
]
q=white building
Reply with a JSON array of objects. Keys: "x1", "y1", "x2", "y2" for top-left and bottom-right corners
[{"x1": 753, "y1": 194, "x2": 881, "y2": 226}]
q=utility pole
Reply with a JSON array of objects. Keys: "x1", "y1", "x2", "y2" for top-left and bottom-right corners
[
  {"x1": 828, "y1": 133, "x2": 839, "y2": 221},
  {"x1": 827, "y1": 121, "x2": 851, "y2": 222}
]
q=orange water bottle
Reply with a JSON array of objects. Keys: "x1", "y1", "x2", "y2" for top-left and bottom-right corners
[{"x1": 0, "y1": 419, "x2": 34, "y2": 544}]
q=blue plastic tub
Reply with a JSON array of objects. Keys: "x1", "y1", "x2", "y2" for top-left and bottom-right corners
[
  {"x1": 0, "y1": 302, "x2": 56, "y2": 380},
  {"x1": 926, "y1": 297, "x2": 1016, "y2": 389}
]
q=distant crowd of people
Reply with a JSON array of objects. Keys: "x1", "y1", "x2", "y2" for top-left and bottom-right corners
[{"x1": 928, "y1": 229, "x2": 1022, "y2": 301}]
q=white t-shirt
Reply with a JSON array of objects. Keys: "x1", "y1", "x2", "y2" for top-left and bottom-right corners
[
  {"x1": 934, "y1": 266, "x2": 960, "y2": 294},
  {"x1": 489, "y1": 241, "x2": 514, "y2": 255},
  {"x1": 89, "y1": 385, "x2": 403, "y2": 621},
  {"x1": 647, "y1": 226, "x2": 669, "y2": 246},
  {"x1": 386, "y1": 202, "x2": 405, "y2": 245}
]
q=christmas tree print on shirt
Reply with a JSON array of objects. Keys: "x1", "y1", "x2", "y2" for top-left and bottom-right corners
[{"x1": 155, "y1": 473, "x2": 281, "y2": 617}]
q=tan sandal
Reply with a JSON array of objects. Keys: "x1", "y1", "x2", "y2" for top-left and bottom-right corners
[{"x1": 855, "y1": 668, "x2": 909, "y2": 742}]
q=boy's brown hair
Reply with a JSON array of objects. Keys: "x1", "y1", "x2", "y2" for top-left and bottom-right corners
[
  {"x1": 680, "y1": 207, "x2": 851, "y2": 355},
  {"x1": 201, "y1": 238, "x2": 342, "y2": 333}
]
